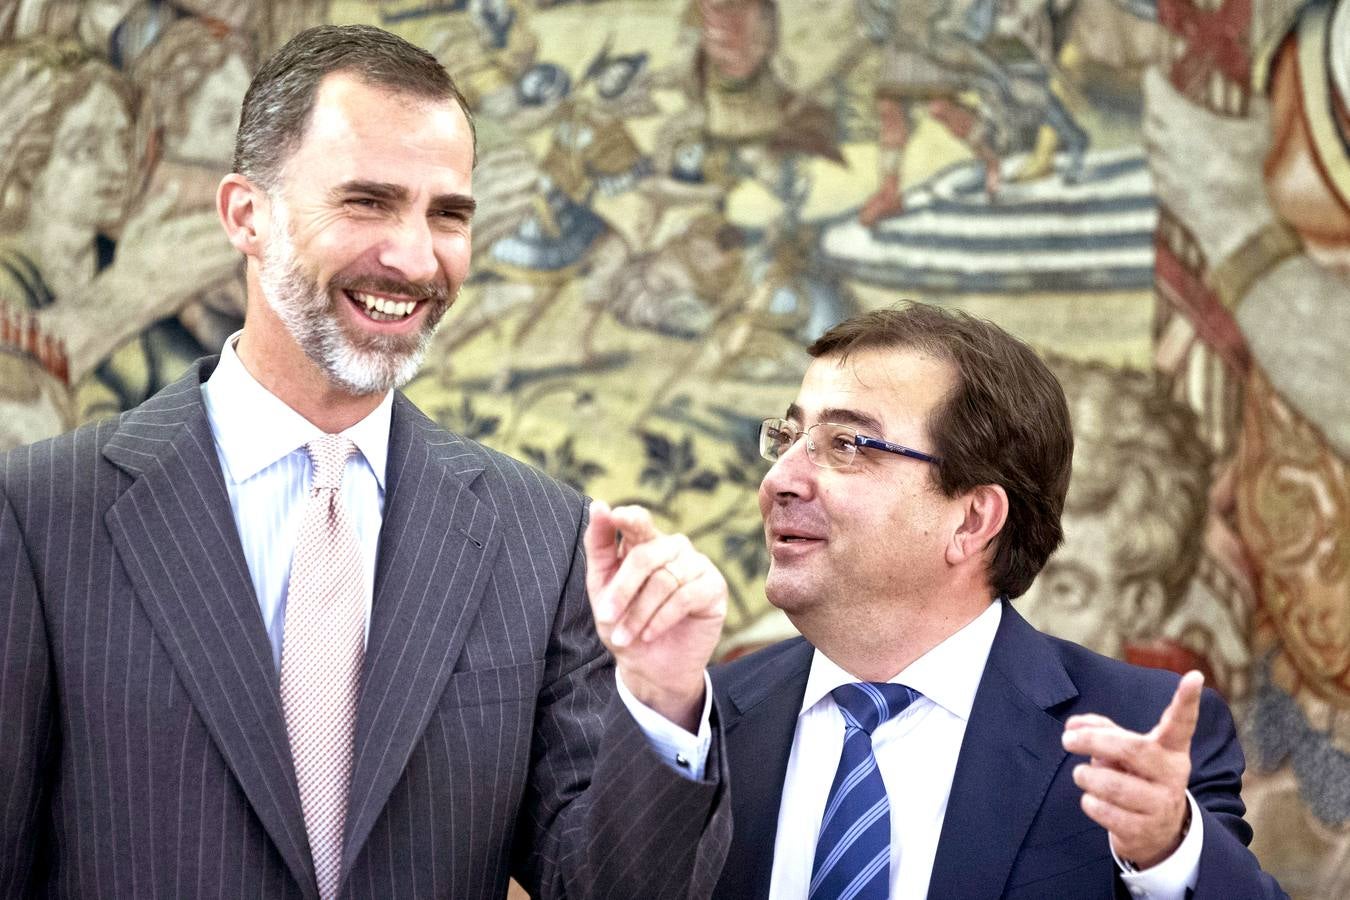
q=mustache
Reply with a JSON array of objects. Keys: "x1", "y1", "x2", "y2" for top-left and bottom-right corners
[{"x1": 331, "y1": 273, "x2": 450, "y2": 304}]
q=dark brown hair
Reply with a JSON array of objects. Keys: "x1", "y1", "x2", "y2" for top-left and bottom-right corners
[
  {"x1": 807, "y1": 303, "x2": 1073, "y2": 598},
  {"x1": 233, "y1": 24, "x2": 475, "y2": 189}
]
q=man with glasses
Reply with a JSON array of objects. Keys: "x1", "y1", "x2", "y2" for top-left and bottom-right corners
[{"x1": 704, "y1": 304, "x2": 1282, "y2": 898}]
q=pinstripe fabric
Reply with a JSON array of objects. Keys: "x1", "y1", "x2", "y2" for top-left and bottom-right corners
[{"x1": 0, "y1": 358, "x2": 731, "y2": 899}]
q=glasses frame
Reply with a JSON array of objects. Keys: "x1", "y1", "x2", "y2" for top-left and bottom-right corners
[{"x1": 759, "y1": 417, "x2": 942, "y2": 469}]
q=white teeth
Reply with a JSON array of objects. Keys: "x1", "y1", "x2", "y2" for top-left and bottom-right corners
[{"x1": 351, "y1": 291, "x2": 417, "y2": 319}]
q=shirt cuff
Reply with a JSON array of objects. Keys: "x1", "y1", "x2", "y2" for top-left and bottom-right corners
[
  {"x1": 1114, "y1": 791, "x2": 1204, "y2": 900},
  {"x1": 615, "y1": 669, "x2": 713, "y2": 781}
]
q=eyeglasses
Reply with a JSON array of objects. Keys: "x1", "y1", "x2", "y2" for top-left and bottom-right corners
[{"x1": 758, "y1": 417, "x2": 942, "y2": 469}]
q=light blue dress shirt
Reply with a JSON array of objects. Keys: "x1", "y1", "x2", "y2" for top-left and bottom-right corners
[
  {"x1": 201, "y1": 335, "x2": 390, "y2": 673},
  {"x1": 200, "y1": 335, "x2": 710, "y2": 777}
]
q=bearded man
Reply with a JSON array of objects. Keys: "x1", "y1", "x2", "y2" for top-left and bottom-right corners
[{"x1": 0, "y1": 25, "x2": 729, "y2": 900}]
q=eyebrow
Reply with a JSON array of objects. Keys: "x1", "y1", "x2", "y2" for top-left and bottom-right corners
[
  {"x1": 331, "y1": 179, "x2": 476, "y2": 217},
  {"x1": 785, "y1": 403, "x2": 885, "y2": 435}
]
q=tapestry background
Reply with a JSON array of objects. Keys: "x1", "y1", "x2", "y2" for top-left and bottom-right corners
[{"x1": 2, "y1": 0, "x2": 1348, "y2": 894}]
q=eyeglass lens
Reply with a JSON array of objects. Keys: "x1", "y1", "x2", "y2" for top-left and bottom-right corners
[{"x1": 759, "y1": 419, "x2": 856, "y2": 468}]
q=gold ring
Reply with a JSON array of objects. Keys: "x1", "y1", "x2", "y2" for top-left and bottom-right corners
[{"x1": 660, "y1": 563, "x2": 685, "y2": 588}]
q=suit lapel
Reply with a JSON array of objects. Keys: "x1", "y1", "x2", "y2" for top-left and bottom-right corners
[
  {"x1": 927, "y1": 603, "x2": 1078, "y2": 900},
  {"x1": 102, "y1": 362, "x2": 318, "y2": 899},
  {"x1": 340, "y1": 395, "x2": 500, "y2": 877},
  {"x1": 714, "y1": 638, "x2": 814, "y2": 900}
]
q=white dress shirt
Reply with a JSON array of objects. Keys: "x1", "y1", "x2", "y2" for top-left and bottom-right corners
[
  {"x1": 768, "y1": 602, "x2": 1203, "y2": 899},
  {"x1": 200, "y1": 334, "x2": 711, "y2": 777},
  {"x1": 202, "y1": 335, "x2": 389, "y2": 673}
]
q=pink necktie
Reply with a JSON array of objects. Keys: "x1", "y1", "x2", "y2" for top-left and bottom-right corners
[{"x1": 279, "y1": 435, "x2": 365, "y2": 900}]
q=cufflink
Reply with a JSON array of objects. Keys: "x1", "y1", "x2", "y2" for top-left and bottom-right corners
[{"x1": 674, "y1": 753, "x2": 690, "y2": 768}]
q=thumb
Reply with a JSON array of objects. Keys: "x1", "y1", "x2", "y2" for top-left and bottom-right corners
[{"x1": 583, "y1": 499, "x2": 620, "y2": 596}]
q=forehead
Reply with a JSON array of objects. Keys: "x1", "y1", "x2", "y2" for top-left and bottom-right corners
[
  {"x1": 285, "y1": 73, "x2": 473, "y2": 192},
  {"x1": 794, "y1": 347, "x2": 955, "y2": 434}
]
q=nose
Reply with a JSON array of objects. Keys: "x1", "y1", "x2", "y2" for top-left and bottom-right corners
[
  {"x1": 378, "y1": 215, "x2": 440, "y2": 286},
  {"x1": 759, "y1": 434, "x2": 817, "y2": 503}
]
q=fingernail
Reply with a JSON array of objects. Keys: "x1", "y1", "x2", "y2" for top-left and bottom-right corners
[{"x1": 611, "y1": 625, "x2": 630, "y2": 647}]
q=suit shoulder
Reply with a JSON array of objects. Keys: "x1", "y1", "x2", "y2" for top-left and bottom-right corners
[
  {"x1": 451, "y1": 432, "x2": 585, "y2": 511},
  {"x1": 474, "y1": 438, "x2": 583, "y2": 504},
  {"x1": 1040, "y1": 632, "x2": 1232, "y2": 729},
  {"x1": 1049, "y1": 634, "x2": 1178, "y2": 692},
  {"x1": 1, "y1": 416, "x2": 124, "y2": 502},
  {"x1": 396, "y1": 398, "x2": 585, "y2": 511},
  {"x1": 712, "y1": 637, "x2": 809, "y2": 687}
]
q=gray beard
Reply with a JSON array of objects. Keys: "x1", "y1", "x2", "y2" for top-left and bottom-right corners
[{"x1": 257, "y1": 203, "x2": 438, "y2": 396}]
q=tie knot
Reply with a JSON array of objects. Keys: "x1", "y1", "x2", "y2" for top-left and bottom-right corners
[
  {"x1": 831, "y1": 682, "x2": 920, "y2": 735},
  {"x1": 305, "y1": 434, "x2": 357, "y2": 491}
]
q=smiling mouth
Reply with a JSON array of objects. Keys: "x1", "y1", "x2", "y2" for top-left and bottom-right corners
[{"x1": 346, "y1": 289, "x2": 422, "y2": 322}]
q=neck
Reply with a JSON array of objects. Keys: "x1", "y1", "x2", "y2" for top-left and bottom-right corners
[
  {"x1": 789, "y1": 587, "x2": 995, "y2": 682},
  {"x1": 236, "y1": 296, "x2": 384, "y2": 435}
]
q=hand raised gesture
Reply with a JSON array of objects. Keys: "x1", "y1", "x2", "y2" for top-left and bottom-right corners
[
  {"x1": 1062, "y1": 670, "x2": 1204, "y2": 868},
  {"x1": 583, "y1": 500, "x2": 726, "y2": 732}
]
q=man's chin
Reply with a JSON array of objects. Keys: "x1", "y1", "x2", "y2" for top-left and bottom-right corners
[
  {"x1": 764, "y1": 575, "x2": 817, "y2": 616},
  {"x1": 329, "y1": 315, "x2": 441, "y2": 389},
  {"x1": 332, "y1": 357, "x2": 420, "y2": 395}
]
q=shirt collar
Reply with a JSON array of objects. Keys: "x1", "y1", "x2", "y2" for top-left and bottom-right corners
[
  {"x1": 801, "y1": 600, "x2": 1003, "y2": 723},
  {"x1": 201, "y1": 332, "x2": 393, "y2": 488}
]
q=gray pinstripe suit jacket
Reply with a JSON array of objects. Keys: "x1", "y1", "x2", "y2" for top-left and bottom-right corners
[{"x1": 0, "y1": 359, "x2": 730, "y2": 899}]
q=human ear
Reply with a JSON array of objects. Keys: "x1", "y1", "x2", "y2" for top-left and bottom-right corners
[
  {"x1": 216, "y1": 173, "x2": 266, "y2": 258},
  {"x1": 945, "y1": 484, "x2": 1009, "y2": 567}
]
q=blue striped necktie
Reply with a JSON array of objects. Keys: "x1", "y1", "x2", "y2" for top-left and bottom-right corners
[{"x1": 809, "y1": 681, "x2": 921, "y2": 900}]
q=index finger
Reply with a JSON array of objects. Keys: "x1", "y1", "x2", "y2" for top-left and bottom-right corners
[
  {"x1": 1064, "y1": 713, "x2": 1118, "y2": 732},
  {"x1": 607, "y1": 504, "x2": 664, "y2": 549},
  {"x1": 1154, "y1": 670, "x2": 1204, "y2": 753}
]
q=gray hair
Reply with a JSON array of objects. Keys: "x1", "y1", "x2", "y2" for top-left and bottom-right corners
[{"x1": 232, "y1": 24, "x2": 475, "y2": 189}]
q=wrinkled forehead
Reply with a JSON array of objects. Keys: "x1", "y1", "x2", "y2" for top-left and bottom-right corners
[
  {"x1": 789, "y1": 348, "x2": 955, "y2": 436},
  {"x1": 281, "y1": 74, "x2": 474, "y2": 192},
  {"x1": 303, "y1": 74, "x2": 468, "y2": 147}
]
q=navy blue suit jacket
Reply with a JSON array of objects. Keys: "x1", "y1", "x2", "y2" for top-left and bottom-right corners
[{"x1": 710, "y1": 601, "x2": 1284, "y2": 899}]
